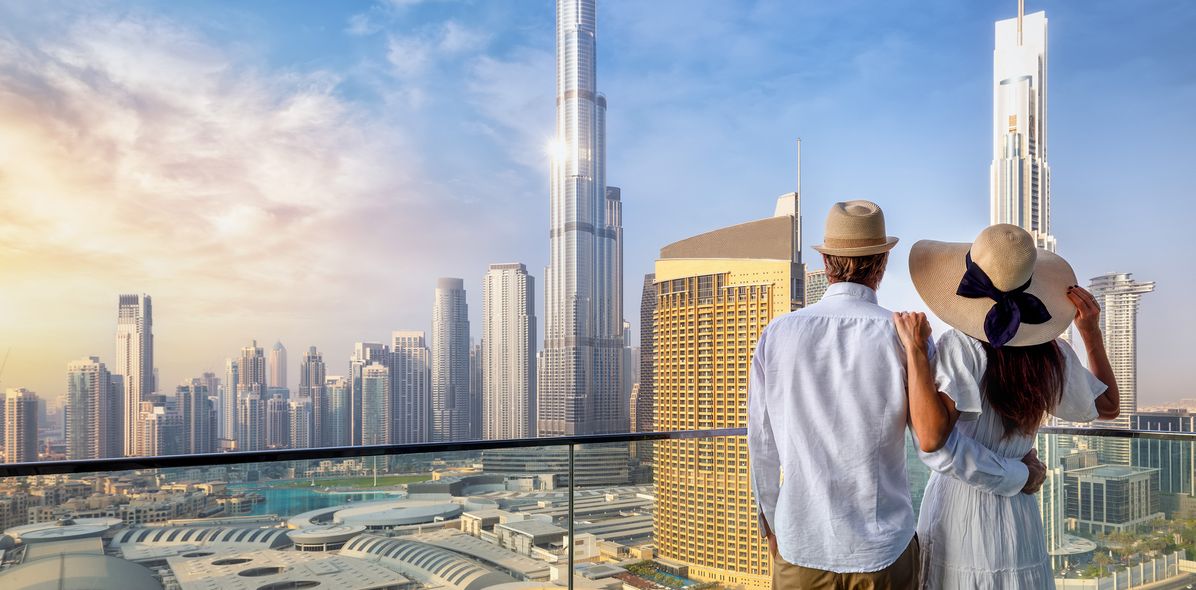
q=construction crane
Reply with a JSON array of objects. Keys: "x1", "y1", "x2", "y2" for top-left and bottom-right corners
[{"x1": 0, "y1": 347, "x2": 10, "y2": 391}]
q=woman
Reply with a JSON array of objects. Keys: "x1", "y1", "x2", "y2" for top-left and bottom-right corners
[{"x1": 894, "y1": 224, "x2": 1120, "y2": 589}]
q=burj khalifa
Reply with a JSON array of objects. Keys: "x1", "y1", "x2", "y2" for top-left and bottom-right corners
[{"x1": 539, "y1": 0, "x2": 625, "y2": 436}]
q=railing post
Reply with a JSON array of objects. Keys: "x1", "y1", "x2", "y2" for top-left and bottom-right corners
[{"x1": 568, "y1": 442, "x2": 575, "y2": 590}]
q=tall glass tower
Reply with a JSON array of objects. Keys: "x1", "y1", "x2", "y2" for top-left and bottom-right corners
[
  {"x1": 991, "y1": 6, "x2": 1055, "y2": 252},
  {"x1": 541, "y1": 0, "x2": 624, "y2": 436}
]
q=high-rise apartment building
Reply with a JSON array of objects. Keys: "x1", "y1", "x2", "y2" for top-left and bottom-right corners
[
  {"x1": 481, "y1": 263, "x2": 536, "y2": 440},
  {"x1": 432, "y1": 278, "x2": 470, "y2": 441},
  {"x1": 391, "y1": 332, "x2": 431, "y2": 444},
  {"x1": 237, "y1": 393, "x2": 265, "y2": 452},
  {"x1": 115, "y1": 294, "x2": 154, "y2": 456},
  {"x1": 220, "y1": 359, "x2": 239, "y2": 445},
  {"x1": 289, "y1": 398, "x2": 314, "y2": 449},
  {"x1": 323, "y1": 376, "x2": 351, "y2": 447},
  {"x1": 635, "y1": 274, "x2": 656, "y2": 438},
  {"x1": 65, "y1": 357, "x2": 121, "y2": 460},
  {"x1": 653, "y1": 195, "x2": 803, "y2": 588},
  {"x1": 4, "y1": 388, "x2": 39, "y2": 463},
  {"x1": 269, "y1": 341, "x2": 287, "y2": 389},
  {"x1": 299, "y1": 346, "x2": 325, "y2": 399},
  {"x1": 230, "y1": 340, "x2": 268, "y2": 451},
  {"x1": 1090, "y1": 273, "x2": 1155, "y2": 427},
  {"x1": 991, "y1": 8, "x2": 1055, "y2": 252},
  {"x1": 1091, "y1": 272, "x2": 1155, "y2": 465},
  {"x1": 350, "y1": 342, "x2": 388, "y2": 446},
  {"x1": 266, "y1": 394, "x2": 290, "y2": 449},
  {"x1": 139, "y1": 397, "x2": 182, "y2": 457},
  {"x1": 470, "y1": 341, "x2": 483, "y2": 440},
  {"x1": 805, "y1": 269, "x2": 829, "y2": 306},
  {"x1": 177, "y1": 379, "x2": 215, "y2": 455},
  {"x1": 360, "y1": 364, "x2": 391, "y2": 445},
  {"x1": 540, "y1": 0, "x2": 624, "y2": 437}
]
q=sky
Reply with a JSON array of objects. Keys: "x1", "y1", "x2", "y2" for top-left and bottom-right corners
[{"x1": 0, "y1": 0, "x2": 1193, "y2": 407}]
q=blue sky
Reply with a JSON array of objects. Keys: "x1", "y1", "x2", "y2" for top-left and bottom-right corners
[{"x1": 0, "y1": 0, "x2": 1193, "y2": 405}]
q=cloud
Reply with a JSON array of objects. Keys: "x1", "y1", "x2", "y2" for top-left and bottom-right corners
[
  {"x1": 385, "y1": 21, "x2": 488, "y2": 79},
  {"x1": 0, "y1": 8, "x2": 472, "y2": 394}
]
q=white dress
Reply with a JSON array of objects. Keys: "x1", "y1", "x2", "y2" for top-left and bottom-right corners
[{"x1": 918, "y1": 329, "x2": 1108, "y2": 590}]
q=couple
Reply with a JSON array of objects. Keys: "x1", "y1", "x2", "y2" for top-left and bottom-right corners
[{"x1": 747, "y1": 200, "x2": 1120, "y2": 589}]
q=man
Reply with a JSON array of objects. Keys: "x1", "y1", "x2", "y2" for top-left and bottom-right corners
[{"x1": 748, "y1": 201, "x2": 1045, "y2": 589}]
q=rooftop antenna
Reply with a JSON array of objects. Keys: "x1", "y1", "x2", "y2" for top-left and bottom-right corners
[
  {"x1": 796, "y1": 137, "x2": 801, "y2": 199},
  {"x1": 1017, "y1": 0, "x2": 1024, "y2": 46}
]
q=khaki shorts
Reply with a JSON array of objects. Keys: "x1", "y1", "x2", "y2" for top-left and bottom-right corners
[{"x1": 772, "y1": 536, "x2": 920, "y2": 590}]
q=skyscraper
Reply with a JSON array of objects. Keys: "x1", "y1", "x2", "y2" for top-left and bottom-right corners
[
  {"x1": 323, "y1": 376, "x2": 351, "y2": 447},
  {"x1": 541, "y1": 0, "x2": 625, "y2": 436},
  {"x1": 299, "y1": 346, "x2": 325, "y2": 399},
  {"x1": 653, "y1": 195, "x2": 803, "y2": 588},
  {"x1": 289, "y1": 398, "x2": 314, "y2": 449},
  {"x1": 138, "y1": 396, "x2": 182, "y2": 457},
  {"x1": 360, "y1": 364, "x2": 391, "y2": 445},
  {"x1": 115, "y1": 294, "x2": 153, "y2": 456},
  {"x1": 269, "y1": 341, "x2": 287, "y2": 389},
  {"x1": 350, "y1": 342, "x2": 388, "y2": 445},
  {"x1": 4, "y1": 388, "x2": 39, "y2": 463},
  {"x1": 432, "y1": 278, "x2": 470, "y2": 441},
  {"x1": 266, "y1": 393, "x2": 290, "y2": 449},
  {"x1": 220, "y1": 359, "x2": 239, "y2": 447},
  {"x1": 237, "y1": 393, "x2": 265, "y2": 452},
  {"x1": 234, "y1": 340, "x2": 267, "y2": 451},
  {"x1": 178, "y1": 379, "x2": 215, "y2": 455},
  {"x1": 481, "y1": 263, "x2": 537, "y2": 440},
  {"x1": 469, "y1": 341, "x2": 483, "y2": 440},
  {"x1": 805, "y1": 269, "x2": 829, "y2": 305},
  {"x1": 65, "y1": 357, "x2": 121, "y2": 460},
  {"x1": 635, "y1": 274, "x2": 656, "y2": 437},
  {"x1": 1091, "y1": 273, "x2": 1155, "y2": 432},
  {"x1": 991, "y1": 7, "x2": 1055, "y2": 252},
  {"x1": 391, "y1": 332, "x2": 431, "y2": 444}
]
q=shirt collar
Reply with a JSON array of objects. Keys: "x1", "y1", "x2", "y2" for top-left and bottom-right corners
[{"x1": 823, "y1": 282, "x2": 878, "y2": 304}]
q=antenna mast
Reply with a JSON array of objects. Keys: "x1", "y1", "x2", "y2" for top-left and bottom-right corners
[{"x1": 1017, "y1": 0, "x2": 1024, "y2": 46}]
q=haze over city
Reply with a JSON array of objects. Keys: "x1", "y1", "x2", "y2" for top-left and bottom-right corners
[{"x1": 1, "y1": 0, "x2": 1193, "y2": 406}]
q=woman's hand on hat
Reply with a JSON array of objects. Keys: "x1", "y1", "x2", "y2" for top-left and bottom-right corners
[
  {"x1": 893, "y1": 311, "x2": 932, "y2": 355},
  {"x1": 1067, "y1": 286, "x2": 1101, "y2": 337}
]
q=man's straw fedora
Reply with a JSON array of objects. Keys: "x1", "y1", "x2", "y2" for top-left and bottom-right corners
[{"x1": 813, "y1": 200, "x2": 899, "y2": 257}]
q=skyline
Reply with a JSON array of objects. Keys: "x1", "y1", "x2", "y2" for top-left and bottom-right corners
[{"x1": 1, "y1": 0, "x2": 1194, "y2": 405}]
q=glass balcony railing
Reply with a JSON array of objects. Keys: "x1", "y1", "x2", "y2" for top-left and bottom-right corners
[{"x1": 2, "y1": 427, "x2": 1196, "y2": 590}]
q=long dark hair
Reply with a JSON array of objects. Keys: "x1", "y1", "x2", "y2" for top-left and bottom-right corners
[{"x1": 981, "y1": 340, "x2": 1065, "y2": 437}]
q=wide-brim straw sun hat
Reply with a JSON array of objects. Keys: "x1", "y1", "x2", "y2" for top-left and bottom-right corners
[
  {"x1": 813, "y1": 200, "x2": 899, "y2": 256},
  {"x1": 909, "y1": 224, "x2": 1077, "y2": 348}
]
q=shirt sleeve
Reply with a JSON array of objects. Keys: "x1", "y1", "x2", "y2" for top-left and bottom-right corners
[
  {"x1": 933, "y1": 330, "x2": 985, "y2": 419},
  {"x1": 748, "y1": 327, "x2": 781, "y2": 536},
  {"x1": 1050, "y1": 338, "x2": 1109, "y2": 423},
  {"x1": 917, "y1": 429, "x2": 1030, "y2": 497}
]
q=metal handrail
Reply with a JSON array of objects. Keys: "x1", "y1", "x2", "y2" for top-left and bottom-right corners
[
  {"x1": 0, "y1": 427, "x2": 745, "y2": 477},
  {"x1": 2, "y1": 425, "x2": 1191, "y2": 478}
]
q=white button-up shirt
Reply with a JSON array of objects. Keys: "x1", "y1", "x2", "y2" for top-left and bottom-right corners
[{"x1": 748, "y1": 282, "x2": 1029, "y2": 573}]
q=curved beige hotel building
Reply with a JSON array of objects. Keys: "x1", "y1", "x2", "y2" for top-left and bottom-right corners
[{"x1": 653, "y1": 195, "x2": 803, "y2": 589}]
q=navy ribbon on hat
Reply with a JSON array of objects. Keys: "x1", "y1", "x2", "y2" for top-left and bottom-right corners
[{"x1": 956, "y1": 251, "x2": 1052, "y2": 348}]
